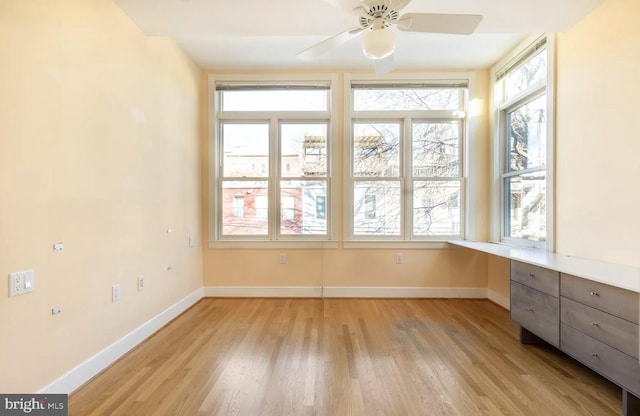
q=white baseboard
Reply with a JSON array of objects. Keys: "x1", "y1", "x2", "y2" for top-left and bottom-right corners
[
  {"x1": 39, "y1": 285, "x2": 498, "y2": 394},
  {"x1": 39, "y1": 288, "x2": 204, "y2": 395},
  {"x1": 487, "y1": 289, "x2": 510, "y2": 310},
  {"x1": 322, "y1": 286, "x2": 488, "y2": 298},
  {"x1": 203, "y1": 286, "x2": 322, "y2": 298},
  {"x1": 204, "y1": 286, "x2": 488, "y2": 299}
]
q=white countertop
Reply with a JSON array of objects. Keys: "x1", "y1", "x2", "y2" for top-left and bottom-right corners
[{"x1": 449, "y1": 240, "x2": 640, "y2": 293}]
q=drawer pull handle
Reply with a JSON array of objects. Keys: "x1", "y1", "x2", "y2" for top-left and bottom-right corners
[
  {"x1": 528, "y1": 309, "x2": 534, "y2": 313},
  {"x1": 528, "y1": 273, "x2": 535, "y2": 278},
  {"x1": 591, "y1": 322, "x2": 599, "y2": 327},
  {"x1": 590, "y1": 291, "x2": 599, "y2": 296},
  {"x1": 591, "y1": 353, "x2": 599, "y2": 358}
]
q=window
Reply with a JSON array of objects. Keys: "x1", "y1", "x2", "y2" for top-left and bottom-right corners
[
  {"x1": 494, "y1": 36, "x2": 552, "y2": 247},
  {"x1": 213, "y1": 79, "x2": 334, "y2": 243},
  {"x1": 233, "y1": 195, "x2": 245, "y2": 218},
  {"x1": 346, "y1": 78, "x2": 468, "y2": 241},
  {"x1": 364, "y1": 194, "x2": 377, "y2": 220},
  {"x1": 315, "y1": 195, "x2": 326, "y2": 220}
]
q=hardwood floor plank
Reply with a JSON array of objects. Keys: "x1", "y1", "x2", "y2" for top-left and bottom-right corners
[{"x1": 69, "y1": 298, "x2": 621, "y2": 415}]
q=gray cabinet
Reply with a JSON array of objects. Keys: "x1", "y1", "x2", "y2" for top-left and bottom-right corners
[
  {"x1": 560, "y1": 273, "x2": 640, "y2": 401},
  {"x1": 561, "y1": 273, "x2": 639, "y2": 324},
  {"x1": 510, "y1": 261, "x2": 640, "y2": 416},
  {"x1": 510, "y1": 261, "x2": 560, "y2": 346}
]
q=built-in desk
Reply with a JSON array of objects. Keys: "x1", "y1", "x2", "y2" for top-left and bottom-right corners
[{"x1": 449, "y1": 241, "x2": 640, "y2": 416}]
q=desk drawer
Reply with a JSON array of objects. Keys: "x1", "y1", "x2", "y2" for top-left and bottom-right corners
[
  {"x1": 561, "y1": 324, "x2": 640, "y2": 396},
  {"x1": 561, "y1": 273, "x2": 639, "y2": 324},
  {"x1": 561, "y1": 296, "x2": 639, "y2": 359},
  {"x1": 511, "y1": 261, "x2": 559, "y2": 297},
  {"x1": 511, "y1": 281, "x2": 559, "y2": 346}
]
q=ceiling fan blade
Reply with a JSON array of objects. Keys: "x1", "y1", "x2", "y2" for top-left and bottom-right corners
[
  {"x1": 297, "y1": 27, "x2": 365, "y2": 60},
  {"x1": 352, "y1": 5, "x2": 371, "y2": 20},
  {"x1": 321, "y1": 0, "x2": 366, "y2": 14},
  {"x1": 374, "y1": 54, "x2": 394, "y2": 75},
  {"x1": 388, "y1": 0, "x2": 412, "y2": 12},
  {"x1": 397, "y1": 13, "x2": 482, "y2": 35}
]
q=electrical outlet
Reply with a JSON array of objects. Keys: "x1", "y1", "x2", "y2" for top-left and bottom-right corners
[
  {"x1": 8, "y1": 270, "x2": 34, "y2": 297},
  {"x1": 396, "y1": 253, "x2": 403, "y2": 264},
  {"x1": 112, "y1": 284, "x2": 121, "y2": 303},
  {"x1": 279, "y1": 253, "x2": 286, "y2": 264},
  {"x1": 137, "y1": 276, "x2": 144, "y2": 292}
]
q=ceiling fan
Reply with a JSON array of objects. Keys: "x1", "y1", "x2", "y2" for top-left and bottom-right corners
[{"x1": 297, "y1": 0, "x2": 483, "y2": 73}]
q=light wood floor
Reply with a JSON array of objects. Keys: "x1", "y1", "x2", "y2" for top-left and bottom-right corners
[{"x1": 70, "y1": 298, "x2": 621, "y2": 415}]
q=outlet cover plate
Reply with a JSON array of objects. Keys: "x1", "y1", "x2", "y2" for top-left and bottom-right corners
[
  {"x1": 8, "y1": 270, "x2": 34, "y2": 297},
  {"x1": 112, "y1": 284, "x2": 121, "y2": 303}
]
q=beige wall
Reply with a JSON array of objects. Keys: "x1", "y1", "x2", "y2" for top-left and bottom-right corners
[
  {"x1": 202, "y1": 70, "x2": 491, "y2": 289},
  {"x1": 0, "y1": 0, "x2": 202, "y2": 392},
  {"x1": 555, "y1": 0, "x2": 640, "y2": 267},
  {"x1": 487, "y1": 255, "x2": 510, "y2": 304},
  {"x1": 203, "y1": 247, "x2": 488, "y2": 289}
]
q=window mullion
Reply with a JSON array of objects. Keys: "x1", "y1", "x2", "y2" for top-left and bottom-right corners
[
  {"x1": 352, "y1": 110, "x2": 464, "y2": 120},
  {"x1": 499, "y1": 85, "x2": 546, "y2": 112},
  {"x1": 403, "y1": 117, "x2": 412, "y2": 239},
  {"x1": 270, "y1": 118, "x2": 279, "y2": 240},
  {"x1": 219, "y1": 111, "x2": 330, "y2": 120},
  {"x1": 503, "y1": 167, "x2": 546, "y2": 178}
]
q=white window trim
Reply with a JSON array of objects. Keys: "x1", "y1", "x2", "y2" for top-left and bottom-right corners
[
  {"x1": 490, "y1": 34, "x2": 556, "y2": 251},
  {"x1": 208, "y1": 73, "x2": 339, "y2": 249},
  {"x1": 343, "y1": 72, "x2": 476, "y2": 246}
]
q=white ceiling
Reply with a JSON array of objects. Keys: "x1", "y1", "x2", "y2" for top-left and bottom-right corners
[{"x1": 113, "y1": 0, "x2": 603, "y2": 71}]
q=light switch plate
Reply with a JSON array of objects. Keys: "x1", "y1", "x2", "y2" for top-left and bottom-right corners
[{"x1": 8, "y1": 270, "x2": 34, "y2": 297}]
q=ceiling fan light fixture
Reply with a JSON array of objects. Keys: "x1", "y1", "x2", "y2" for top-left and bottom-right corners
[{"x1": 362, "y1": 27, "x2": 396, "y2": 60}]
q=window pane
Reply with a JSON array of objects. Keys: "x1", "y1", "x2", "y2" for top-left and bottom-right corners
[
  {"x1": 354, "y1": 181, "x2": 401, "y2": 236},
  {"x1": 282, "y1": 195, "x2": 295, "y2": 221},
  {"x1": 353, "y1": 123, "x2": 400, "y2": 177},
  {"x1": 413, "y1": 181, "x2": 461, "y2": 236},
  {"x1": 233, "y1": 195, "x2": 245, "y2": 217},
  {"x1": 505, "y1": 49, "x2": 547, "y2": 101},
  {"x1": 255, "y1": 195, "x2": 267, "y2": 219},
  {"x1": 412, "y1": 122, "x2": 460, "y2": 177},
  {"x1": 508, "y1": 95, "x2": 546, "y2": 172},
  {"x1": 354, "y1": 88, "x2": 459, "y2": 111},
  {"x1": 221, "y1": 181, "x2": 268, "y2": 236},
  {"x1": 221, "y1": 90, "x2": 328, "y2": 112},
  {"x1": 315, "y1": 195, "x2": 326, "y2": 220},
  {"x1": 505, "y1": 173, "x2": 546, "y2": 241},
  {"x1": 281, "y1": 124, "x2": 327, "y2": 177},
  {"x1": 222, "y1": 123, "x2": 269, "y2": 177},
  {"x1": 280, "y1": 180, "x2": 327, "y2": 235}
]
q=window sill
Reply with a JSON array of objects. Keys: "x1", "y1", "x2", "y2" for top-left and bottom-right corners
[
  {"x1": 208, "y1": 240, "x2": 452, "y2": 249},
  {"x1": 342, "y1": 241, "x2": 450, "y2": 249},
  {"x1": 208, "y1": 240, "x2": 339, "y2": 249}
]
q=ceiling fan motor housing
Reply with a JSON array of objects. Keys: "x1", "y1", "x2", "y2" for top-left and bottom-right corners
[{"x1": 359, "y1": 1, "x2": 400, "y2": 29}]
